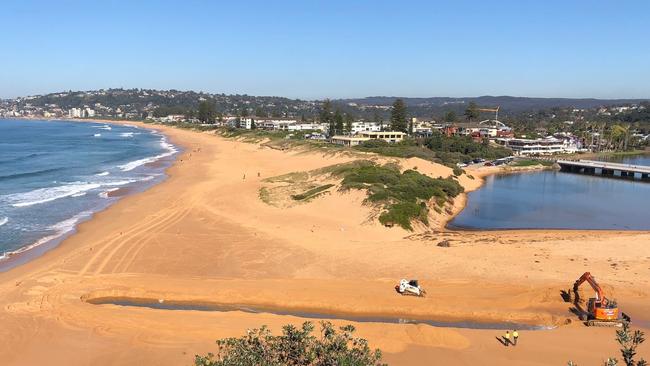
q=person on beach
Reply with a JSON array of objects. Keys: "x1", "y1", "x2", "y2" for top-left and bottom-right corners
[
  {"x1": 512, "y1": 330, "x2": 519, "y2": 346},
  {"x1": 503, "y1": 331, "x2": 510, "y2": 346}
]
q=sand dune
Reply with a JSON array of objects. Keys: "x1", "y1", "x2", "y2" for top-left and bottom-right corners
[{"x1": 0, "y1": 122, "x2": 648, "y2": 365}]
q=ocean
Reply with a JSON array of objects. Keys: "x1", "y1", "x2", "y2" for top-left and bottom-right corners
[{"x1": 0, "y1": 119, "x2": 178, "y2": 268}]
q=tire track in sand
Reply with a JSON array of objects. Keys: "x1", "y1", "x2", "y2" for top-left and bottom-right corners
[
  {"x1": 91, "y1": 208, "x2": 188, "y2": 275},
  {"x1": 110, "y1": 208, "x2": 191, "y2": 274},
  {"x1": 77, "y1": 205, "x2": 185, "y2": 276}
]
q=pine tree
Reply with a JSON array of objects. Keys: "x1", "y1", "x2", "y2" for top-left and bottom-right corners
[
  {"x1": 334, "y1": 109, "x2": 344, "y2": 136},
  {"x1": 444, "y1": 110, "x2": 457, "y2": 123},
  {"x1": 373, "y1": 111, "x2": 384, "y2": 131},
  {"x1": 320, "y1": 99, "x2": 334, "y2": 136},
  {"x1": 344, "y1": 113, "x2": 353, "y2": 134},
  {"x1": 390, "y1": 98, "x2": 408, "y2": 133},
  {"x1": 197, "y1": 100, "x2": 216, "y2": 123},
  {"x1": 464, "y1": 102, "x2": 480, "y2": 121}
]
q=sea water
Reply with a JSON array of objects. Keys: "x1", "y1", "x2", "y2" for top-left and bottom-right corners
[
  {"x1": 0, "y1": 119, "x2": 177, "y2": 267},
  {"x1": 450, "y1": 156, "x2": 650, "y2": 230}
]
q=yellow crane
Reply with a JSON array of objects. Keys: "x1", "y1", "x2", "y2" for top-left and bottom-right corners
[{"x1": 476, "y1": 106, "x2": 500, "y2": 121}]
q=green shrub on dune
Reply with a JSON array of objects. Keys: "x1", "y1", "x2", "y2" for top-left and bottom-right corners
[{"x1": 334, "y1": 162, "x2": 463, "y2": 230}]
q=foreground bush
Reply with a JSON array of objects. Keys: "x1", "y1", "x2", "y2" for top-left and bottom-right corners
[
  {"x1": 568, "y1": 323, "x2": 646, "y2": 366},
  {"x1": 195, "y1": 321, "x2": 386, "y2": 366}
]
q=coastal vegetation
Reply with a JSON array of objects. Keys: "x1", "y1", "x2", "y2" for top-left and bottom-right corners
[
  {"x1": 291, "y1": 184, "x2": 335, "y2": 201},
  {"x1": 260, "y1": 160, "x2": 463, "y2": 230},
  {"x1": 389, "y1": 99, "x2": 409, "y2": 133},
  {"x1": 423, "y1": 133, "x2": 512, "y2": 163},
  {"x1": 334, "y1": 162, "x2": 463, "y2": 230},
  {"x1": 194, "y1": 321, "x2": 385, "y2": 366},
  {"x1": 568, "y1": 323, "x2": 646, "y2": 366},
  {"x1": 354, "y1": 134, "x2": 511, "y2": 167}
]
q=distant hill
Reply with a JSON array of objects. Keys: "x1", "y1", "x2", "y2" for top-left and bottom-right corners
[
  {"x1": 2, "y1": 89, "x2": 648, "y2": 121},
  {"x1": 338, "y1": 96, "x2": 648, "y2": 116}
]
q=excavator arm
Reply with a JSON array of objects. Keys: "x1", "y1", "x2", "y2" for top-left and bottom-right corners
[
  {"x1": 573, "y1": 272, "x2": 609, "y2": 306},
  {"x1": 570, "y1": 272, "x2": 624, "y2": 326}
]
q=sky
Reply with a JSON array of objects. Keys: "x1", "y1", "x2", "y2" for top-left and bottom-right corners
[{"x1": 1, "y1": 0, "x2": 649, "y2": 100}]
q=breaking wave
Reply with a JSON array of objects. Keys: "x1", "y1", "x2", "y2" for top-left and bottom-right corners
[
  {"x1": 0, "y1": 217, "x2": 7, "y2": 227},
  {"x1": 5, "y1": 183, "x2": 102, "y2": 208},
  {"x1": 118, "y1": 136, "x2": 178, "y2": 172},
  {"x1": 0, "y1": 211, "x2": 92, "y2": 261},
  {"x1": 3, "y1": 176, "x2": 155, "y2": 208}
]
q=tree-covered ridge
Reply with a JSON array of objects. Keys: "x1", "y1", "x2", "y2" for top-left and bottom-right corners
[{"x1": 6, "y1": 89, "x2": 648, "y2": 126}]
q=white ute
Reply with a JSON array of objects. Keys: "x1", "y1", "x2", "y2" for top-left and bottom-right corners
[{"x1": 396, "y1": 279, "x2": 425, "y2": 297}]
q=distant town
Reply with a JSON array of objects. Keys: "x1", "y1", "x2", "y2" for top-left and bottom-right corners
[{"x1": 2, "y1": 88, "x2": 649, "y2": 158}]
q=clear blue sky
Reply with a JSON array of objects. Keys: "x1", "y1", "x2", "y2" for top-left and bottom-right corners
[{"x1": 2, "y1": 0, "x2": 649, "y2": 100}]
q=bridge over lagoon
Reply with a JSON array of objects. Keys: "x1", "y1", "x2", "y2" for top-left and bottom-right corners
[{"x1": 557, "y1": 159, "x2": 650, "y2": 181}]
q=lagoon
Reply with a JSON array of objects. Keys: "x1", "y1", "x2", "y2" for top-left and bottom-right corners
[{"x1": 450, "y1": 156, "x2": 650, "y2": 230}]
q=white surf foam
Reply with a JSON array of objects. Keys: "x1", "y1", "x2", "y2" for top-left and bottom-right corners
[
  {"x1": 0, "y1": 217, "x2": 7, "y2": 227},
  {"x1": 5, "y1": 175, "x2": 158, "y2": 208},
  {"x1": 93, "y1": 133, "x2": 101, "y2": 137},
  {"x1": 0, "y1": 211, "x2": 92, "y2": 261},
  {"x1": 95, "y1": 171, "x2": 110, "y2": 176},
  {"x1": 6, "y1": 183, "x2": 102, "y2": 208},
  {"x1": 120, "y1": 132, "x2": 135, "y2": 138},
  {"x1": 99, "y1": 125, "x2": 112, "y2": 130},
  {"x1": 102, "y1": 179, "x2": 138, "y2": 186},
  {"x1": 118, "y1": 136, "x2": 178, "y2": 172},
  {"x1": 99, "y1": 188, "x2": 120, "y2": 198}
]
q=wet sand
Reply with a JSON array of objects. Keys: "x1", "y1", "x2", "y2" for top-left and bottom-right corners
[{"x1": 0, "y1": 121, "x2": 648, "y2": 365}]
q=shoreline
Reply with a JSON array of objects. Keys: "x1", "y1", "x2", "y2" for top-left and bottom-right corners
[
  {"x1": 0, "y1": 118, "x2": 180, "y2": 272},
  {"x1": 439, "y1": 164, "x2": 554, "y2": 231},
  {"x1": 0, "y1": 118, "x2": 648, "y2": 365},
  {"x1": 1, "y1": 118, "x2": 644, "y2": 272}
]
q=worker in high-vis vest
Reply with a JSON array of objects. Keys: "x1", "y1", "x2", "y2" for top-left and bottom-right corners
[
  {"x1": 512, "y1": 330, "x2": 519, "y2": 346},
  {"x1": 504, "y1": 331, "x2": 510, "y2": 346}
]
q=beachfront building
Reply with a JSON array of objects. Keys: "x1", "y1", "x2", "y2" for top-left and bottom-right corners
[
  {"x1": 350, "y1": 121, "x2": 382, "y2": 134},
  {"x1": 499, "y1": 137, "x2": 581, "y2": 156},
  {"x1": 68, "y1": 108, "x2": 82, "y2": 118},
  {"x1": 287, "y1": 122, "x2": 328, "y2": 132},
  {"x1": 454, "y1": 120, "x2": 512, "y2": 139},
  {"x1": 331, "y1": 131, "x2": 406, "y2": 147},
  {"x1": 237, "y1": 117, "x2": 328, "y2": 132}
]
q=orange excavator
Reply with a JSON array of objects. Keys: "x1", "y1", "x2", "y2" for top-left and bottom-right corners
[{"x1": 571, "y1": 272, "x2": 628, "y2": 327}]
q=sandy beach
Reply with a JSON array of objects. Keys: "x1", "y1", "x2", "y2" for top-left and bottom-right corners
[{"x1": 1, "y1": 121, "x2": 649, "y2": 365}]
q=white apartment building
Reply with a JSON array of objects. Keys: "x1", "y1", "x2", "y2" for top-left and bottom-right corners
[
  {"x1": 68, "y1": 108, "x2": 82, "y2": 118},
  {"x1": 331, "y1": 131, "x2": 406, "y2": 147},
  {"x1": 501, "y1": 137, "x2": 580, "y2": 156},
  {"x1": 350, "y1": 121, "x2": 381, "y2": 134}
]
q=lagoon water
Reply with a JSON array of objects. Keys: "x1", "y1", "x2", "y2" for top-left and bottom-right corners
[
  {"x1": 450, "y1": 156, "x2": 650, "y2": 230},
  {"x1": 0, "y1": 119, "x2": 177, "y2": 264}
]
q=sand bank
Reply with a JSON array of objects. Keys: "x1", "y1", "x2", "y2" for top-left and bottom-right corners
[{"x1": 0, "y1": 121, "x2": 649, "y2": 365}]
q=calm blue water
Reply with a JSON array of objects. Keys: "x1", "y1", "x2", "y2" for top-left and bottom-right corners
[
  {"x1": 451, "y1": 155, "x2": 650, "y2": 230},
  {"x1": 0, "y1": 119, "x2": 177, "y2": 265},
  {"x1": 597, "y1": 154, "x2": 650, "y2": 166}
]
